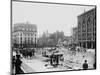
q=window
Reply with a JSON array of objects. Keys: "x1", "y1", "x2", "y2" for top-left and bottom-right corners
[
  {"x1": 87, "y1": 33, "x2": 90, "y2": 36},
  {"x1": 27, "y1": 28, "x2": 28, "y2": 31},
  {"x1": 88, "y1": 16, "x2": 91, "y2": 22},
  {"x1": 24, "y1": 38, "x2": 26, "y2": 44},
  {"x1": 93, "y1": 27, "x2": 96, "y2": 31},
  {"x1": 31, "y1": 34, "x2": 33, "y2": 36},
  {"x1": 82, "y1": 19, "x2": 85, "y2": 24},
  {"x1": 20, "y1": 33, "x2": 22, "y2": 36},
  {"x1": 20, "y1": 37, "x2": 22, "y2": 41},
  {"x1": 82, "y1": 33, "x2": 86, "y2": 37},
  {"x1": 93, "y1": 18, "x2": 96, "y2": 27},
  {"x1": 82, "y1": 27, "x2": 86, "y2": 32},
  {"x1": 22, "y1": 28, "x2": 25, "y2": 30},
  {"x1": 78, "y1": 22, "x2": 81, "y2": 28},
  {"x1": 82, "y1": 37, "x2": 86, "y2": 40},
  {"x1": 87, "y1": 27, "x2": 92, "y2": 32},
  {"x1": 31, "y1": 38, "x2": 33, "y2": 44},
  {"x1": 25, "y1": 28, "x2": 27, "y2": 31},
  {"x1": 28, "y1": 38, "x2": 30, "y2": 43},
  {"x1": 87, "y1": 37, "x2": 91, "y2": 40},
  {"x1": 78, "y1": 29, "x2": 81, "y2": 32},
  {"x1": 17, "y1": 33, "x2": 19, "y2": 36}
]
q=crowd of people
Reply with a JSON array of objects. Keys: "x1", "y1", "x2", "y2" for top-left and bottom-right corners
[
  {"x1": 12, "y1": 46, "x2": 96, "y2": 74},
  {"x1": 19, "y1": 50, "x2": 35, "y2": 58},
  {"x1": 12, "y1": 52, "x2": 24, "y2": 74}
]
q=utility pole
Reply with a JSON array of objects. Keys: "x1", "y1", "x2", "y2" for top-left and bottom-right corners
[{"x1": 35, "y1": 33, "x2": 36, "y2": 48}]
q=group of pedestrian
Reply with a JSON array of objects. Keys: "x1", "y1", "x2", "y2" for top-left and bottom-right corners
[
  {"x1": 12, "y1": 54, "x2": 24, "y2": 74},
  {"x1": 20, "y1": 50, "x2": 35, "y2": 58}
]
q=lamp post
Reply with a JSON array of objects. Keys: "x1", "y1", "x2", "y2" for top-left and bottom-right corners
[
  {"x1": 32, "y1": 33, "x2": 36, "y2": 56},
  {"x1": 35, "y1": 33, "x2": 37, "y2": 48}
]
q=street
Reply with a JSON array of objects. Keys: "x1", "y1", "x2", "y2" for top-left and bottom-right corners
[{"x1": 18, "y1": 48, "x2": 95, "y2": 73}]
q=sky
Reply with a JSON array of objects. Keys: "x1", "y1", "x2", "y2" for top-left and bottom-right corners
[{"x1": 12, "y1": 1, "x2": 95, "y2": 37}]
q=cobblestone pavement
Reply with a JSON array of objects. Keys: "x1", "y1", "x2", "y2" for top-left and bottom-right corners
[{"x1": 12, "y1": 48, "x2": 95, "y2": 73}]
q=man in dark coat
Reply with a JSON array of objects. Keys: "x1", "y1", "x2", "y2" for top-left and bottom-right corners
[
  {"x1": 93, "y1": 61, "x2": 96, "y2": 69},
  {"x1": 15, "y1": 55, "x2": 23, "y2": 74},
  {"x1": 12, "y1": 56, "x2": 16, "y2": 69},
  {"x1": 83, "y1": 60, "x2": 88, "y2": 70}
]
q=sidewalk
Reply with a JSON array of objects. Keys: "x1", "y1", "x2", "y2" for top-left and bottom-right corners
[
  {"x1": 21, "y1": 62, "x2": 35, "y2": 73},
  {"x1": 20, "y1": 49, "x2": 95, "y2": 73},
  {"x1": 22, "y1": 58, "x2": 50, "y2": 72},
  {"x1": 21, "y1": 57, "x2": 71, "y2": 73}
]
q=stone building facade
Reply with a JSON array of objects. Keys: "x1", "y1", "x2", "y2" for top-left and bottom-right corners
[
  {"x1": 78, "y1": 8, "x2": 96, "y2": 49},
  {"x1": 12, "y1": 22, "x2": 37, "y2": 48}
]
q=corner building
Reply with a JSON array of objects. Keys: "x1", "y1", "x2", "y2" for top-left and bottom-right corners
[
  {"x1": 78, "y1": 8, "x2": 96, "y2": 49},
  {"x1": 12, "y1": 22, "x2": 37, "y2": 48}
]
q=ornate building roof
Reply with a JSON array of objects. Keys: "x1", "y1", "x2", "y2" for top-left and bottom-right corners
[{"x1": 12, "y1": 22, "x2": 37, "y2": 32}]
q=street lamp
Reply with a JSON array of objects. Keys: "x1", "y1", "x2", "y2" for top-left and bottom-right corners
[{"x1": 35, "y1": 32, "x2": 37, "y2": 48}]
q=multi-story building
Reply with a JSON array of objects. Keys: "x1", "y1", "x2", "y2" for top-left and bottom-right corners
[
  {"x1": 12, "y1": 22, "x2": 37, "y2": 48},
  {"x1": 72, "y1": 27, "x2": 78, "y2": 45},
  {"x1": 78, "y1": 8, "x2": 96, "y2": 49}
]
